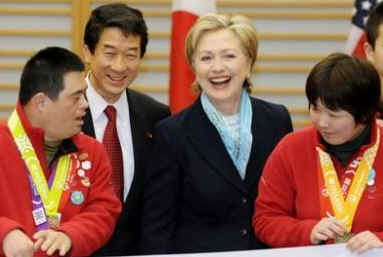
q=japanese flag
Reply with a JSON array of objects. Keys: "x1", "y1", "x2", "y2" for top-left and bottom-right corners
[{"x1": 169, "y1": 0, "x2": 216, "y2": 113}]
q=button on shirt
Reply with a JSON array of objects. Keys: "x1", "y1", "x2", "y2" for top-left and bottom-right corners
[{"x1": 85, "y1": 75, "x2": 134, "y2": 201}]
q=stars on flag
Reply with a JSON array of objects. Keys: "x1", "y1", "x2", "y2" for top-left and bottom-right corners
[
  {"x1": 352, "y1": 0, "x2": 380, "y2": 28},
  {"x1": 362, "y1": 1, "x2": 372, "y2": 11}
]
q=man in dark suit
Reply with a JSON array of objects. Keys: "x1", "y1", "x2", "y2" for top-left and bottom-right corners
[{"x1": 81, "y1": 3, "x2": 170, "y2": 256}]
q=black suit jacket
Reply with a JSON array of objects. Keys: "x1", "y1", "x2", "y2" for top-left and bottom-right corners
[
  {"x1": 140, "y1": 97, "x2": 293, "y2": 254},
  {"x1": 82, "y1": 89, "x2": 170, "y2": 256}
]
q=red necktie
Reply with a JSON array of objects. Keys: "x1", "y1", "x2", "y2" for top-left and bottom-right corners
[{"x1": 103, "y1": 106, "x2": 124, "y2": 200}]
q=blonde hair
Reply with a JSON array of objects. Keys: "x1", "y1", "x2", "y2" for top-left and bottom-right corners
[{"x1": 185, "y1": 13, "x2": 258, "y2": 92}]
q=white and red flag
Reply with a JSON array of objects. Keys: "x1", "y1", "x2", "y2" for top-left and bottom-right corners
[{"x1": 169, "y1": 0, "x2": 216, "y2": 114}]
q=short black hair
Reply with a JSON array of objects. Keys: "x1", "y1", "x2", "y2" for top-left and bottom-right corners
[
  {"x1": 366, "y1": 2, "x2": 383, "y2": 48},
  {"x1": 306, "y1": 53, "x2": 380, "y2": 124},
  {"x1": 84, "y1": 3, "x2": 148, "y2": 58},
  {"x1": 19, "y1": 47, "x2": 84, "y2": 106}
]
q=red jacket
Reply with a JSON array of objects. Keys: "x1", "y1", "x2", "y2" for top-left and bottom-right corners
[
  {"x1": 0, "y1": 104, "x2": 121, "y2": 256},
  {"x1": 253, "y1": 122, "x2": 383, "y2": 247}
]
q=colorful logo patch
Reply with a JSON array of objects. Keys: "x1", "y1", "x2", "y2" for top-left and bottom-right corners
[{"x1": 71, "y1": 190, "x2": 84, "y2": 205}]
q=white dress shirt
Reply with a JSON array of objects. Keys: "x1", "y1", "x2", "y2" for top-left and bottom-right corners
[{"x1": 85, "y1": 75, "x2": 134, "y2": 201}]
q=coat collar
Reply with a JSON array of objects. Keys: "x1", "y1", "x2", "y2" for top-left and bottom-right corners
[
  {"x1": 82, "y1": 108, "x2": 95, "y2": 137},
  {"x1": 126, "y1": 90, "x2": 147, "y2": 153},
  {"x1": 182, "y1": 99, "x2": 252, "y2": 195},
  {"x1": 14, "y1": 103, "x2": 78, "y2": 170},
  {"x1": 83, "y1": 88, "x2": 148, "y2": 144},
  {"x1": 244, "y1": 100, "x2": 272, "y2": 190}
]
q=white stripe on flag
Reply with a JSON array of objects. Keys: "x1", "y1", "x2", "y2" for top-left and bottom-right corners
[
  {"x1": 344, "y1": 25, "x2": 364, "y2": 55},
  {"x1": 172, "y1": 0, "x2": 216, "y2": 16}
]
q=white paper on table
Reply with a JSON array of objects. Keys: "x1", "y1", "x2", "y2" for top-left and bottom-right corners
[{"x1": 135, "y1": 244, "x2": 383, "y2": 257}]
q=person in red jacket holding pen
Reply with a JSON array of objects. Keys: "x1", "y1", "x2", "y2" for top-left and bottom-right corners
[{"x1": 254, "y1": 53, "x2": 383, "y2": 254}]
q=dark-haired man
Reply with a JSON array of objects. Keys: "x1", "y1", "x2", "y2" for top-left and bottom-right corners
[
  {"x1": 365, "y1": 2, "x2": 383, "y2": 81},
  {"x1": 82, "y1": 3, "x2": 170, "y2": 256},
  {"x1": 0, "y1": 47, "x2": 121, "y2": 257},
  {"x1": 364, "y1": 2, "x2": 383, "y2": 119}
]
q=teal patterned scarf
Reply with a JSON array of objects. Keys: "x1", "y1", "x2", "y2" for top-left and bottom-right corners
[{"x1": 201, "y1": 90, "x2": 253, "y2": 179}]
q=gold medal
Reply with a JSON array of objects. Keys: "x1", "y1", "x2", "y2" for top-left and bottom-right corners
[
  {"x1": 47, "y1": 213, "x2": 61, "y2": 229},
  {"x1": 334, "y1": 232, "x2": 353, "y2": 243},
  {"x1": 7, "y1": 110, "x2": 72, "y2": 231},
  {"x1": 316, "y1": 124, "x2": 380, "y2": 233}
]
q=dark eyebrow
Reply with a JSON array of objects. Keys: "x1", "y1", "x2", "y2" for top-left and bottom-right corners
[
  {"x1": 103, "y1": 44, "x2": 139, "y2": 52},
  {"x1": 126, "y1": 47, "x2": 139, "y2": 52},
  {"x1": 102, "y1": 44, "x2": 117, "y2": 51}
]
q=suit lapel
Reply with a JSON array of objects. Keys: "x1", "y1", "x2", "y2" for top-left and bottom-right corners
[
  {"x1": 126, "y1": 90, "x2": 147, "y2": 200},
  {"x1": 244, "y1": 99, "x2": 270, "y2": 189},
  {"x1": 183, "y1": 100, "x2": 249, "y2": 196},
  {"x1": 82, "y1": 108, "x2": 96, "y2": 138},
  {"x1": 82, "y1": 90, "x2": 146, "y2": 203},
  {"x1": 127, "y1": 90, "x2": 146, "y2": 156}
]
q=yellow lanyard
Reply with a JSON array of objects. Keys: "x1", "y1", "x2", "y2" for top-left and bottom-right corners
[
  {"x1": 8, "y1": 110, "x2": 71, "y2": 217},
  {"x1": 316, "y1": 125, "x2": 379, "y2": 232}
]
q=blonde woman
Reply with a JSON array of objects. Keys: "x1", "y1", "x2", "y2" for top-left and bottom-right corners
[{"x1": 140, "y1": 13, "x2": 292, "y2": 254}]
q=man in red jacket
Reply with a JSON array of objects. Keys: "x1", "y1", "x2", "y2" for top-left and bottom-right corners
[{"x1": 0, "y1": 47, "x2": 121, "y2": 257}]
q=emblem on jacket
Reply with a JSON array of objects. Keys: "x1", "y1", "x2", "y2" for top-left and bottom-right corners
[{"x1": 71, "y1": 190, "x2": 84, "y2": 205}]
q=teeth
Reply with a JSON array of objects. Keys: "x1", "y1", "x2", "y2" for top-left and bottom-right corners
[
  {"x1": 108, "y1": 75, "x2": 125, "y2": 81},
  {"x1": 210, "y1": 77, "x2": 230, "y2": 83}
]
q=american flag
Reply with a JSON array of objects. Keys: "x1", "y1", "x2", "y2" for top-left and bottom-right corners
[{"x1": 345, "y1": 0, "x2": 383, "y2": 58}]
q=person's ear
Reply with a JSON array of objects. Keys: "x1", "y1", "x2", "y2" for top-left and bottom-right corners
[
  {"x1": 364, "y1": 41, "x2": 375, "y2": 64},
  {"x1": 83, "y1": 44, "x2": 92, "y2": 64},
  {"x1": 30, "y1": 92, "x2": 47, "y2": 112}
]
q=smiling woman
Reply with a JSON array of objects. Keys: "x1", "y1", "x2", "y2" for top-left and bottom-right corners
[
  {"x1": 140, "y1": 13, "x2": 293, "y2": 254},
  {"x1": 185, "y1": 14, "x2": 258, "y2": 116},
  {"x1": 192, "y1": 29, "x2": 251, "y2": 115},
  {"x1": 254, "y1": 53, "x2": 383, "y2": 254}
]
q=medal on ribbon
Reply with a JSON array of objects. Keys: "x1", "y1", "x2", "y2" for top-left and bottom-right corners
[
  {"x1": 316, "y1": 123, "x2": 380, "y2": 242},
  {"x1": 334, "y1": 232, "x2": 353, "y2": 243},
  {"x1": 47, "y1": 213, "x2": 61, "y2": 229},
  {"x1": 8, "y1": 110, "x2": 74, "y2": 230}
]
